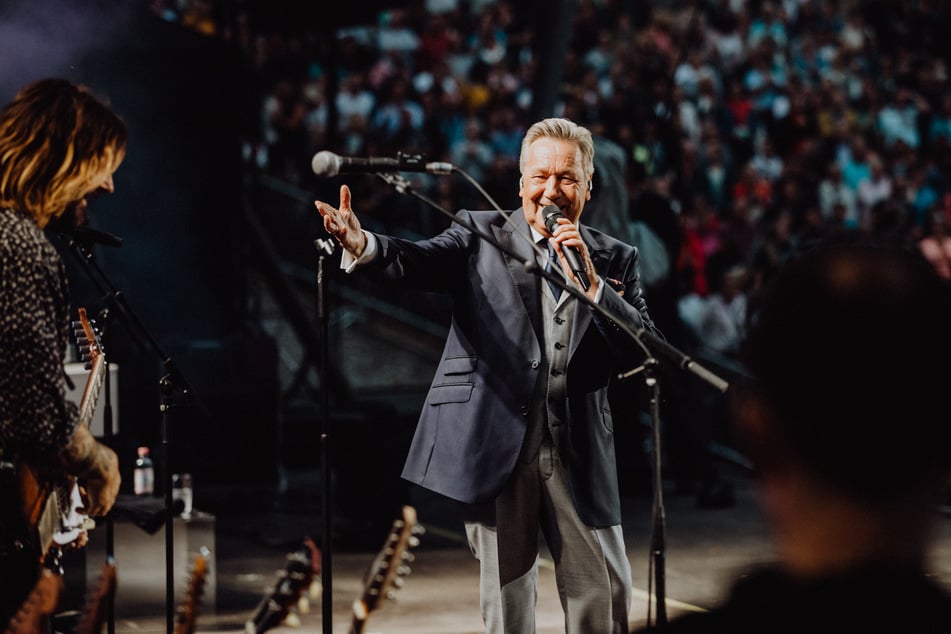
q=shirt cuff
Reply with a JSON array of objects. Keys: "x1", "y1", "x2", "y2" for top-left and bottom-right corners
[
  {"x1": 593, "y1": 276, "x2": 605, "y2": 303},
  {"x1": 340, "y1": 231, "x2": 378, "y2": 273}
]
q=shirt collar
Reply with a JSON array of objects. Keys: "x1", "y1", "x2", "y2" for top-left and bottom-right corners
[
  {"x1": 528, "y1": 219, "x2": 584, "y2": 244},
  {"x1": 530, "y1": 226, "x2": 545, "y2": 244}
]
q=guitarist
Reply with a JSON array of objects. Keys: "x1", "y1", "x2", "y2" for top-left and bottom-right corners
[{"x1": 0, "y1": 79, "x2": 125, "y2": 624}]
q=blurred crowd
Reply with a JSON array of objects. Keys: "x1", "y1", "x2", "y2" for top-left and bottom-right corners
[{"x1": 152, "y1": 0, "x2": 951, "y2": 364}]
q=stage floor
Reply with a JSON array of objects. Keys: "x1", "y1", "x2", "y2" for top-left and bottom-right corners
[{"x1": 65, "y1": 465, "x2": 951, "y2": 633}]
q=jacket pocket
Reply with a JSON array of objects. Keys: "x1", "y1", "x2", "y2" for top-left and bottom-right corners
[
  {"x1": 429, "y1": 383, "x2": 474, "y2": 404},
  {"x1": 441, "y1": 355, "x2": 477, "y2": 375},
  {"x1": 429, "y1": 356, "x2": 477, "y2": 404}
]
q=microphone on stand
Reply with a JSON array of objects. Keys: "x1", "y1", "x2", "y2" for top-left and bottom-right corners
[
  {"x1": 69, "y1": 225, "x2": 124, "y2": 248},
  {"x1": 311, "y1": 151, "x2": 454, "y2": 178},
  {"x1": 48, "y1": 217, "x2": 124, "y2": 248}
]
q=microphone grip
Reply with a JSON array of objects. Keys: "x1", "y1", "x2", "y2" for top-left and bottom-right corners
[
  {"x1": 562, "y1": 248, "x2": 591, "y2": 292},
  {"x1": 543, "y1": 206, "x2": 590, "y2": 291}
]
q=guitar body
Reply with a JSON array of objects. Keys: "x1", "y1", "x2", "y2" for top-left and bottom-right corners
[
  {"x1": 0, "y1": 460, "x2": 42, "y2": 557},
  {"x1": 1, "y1": 308, "x2": 103, "y2": 576},
  {"x1": 16, "y1": 465, "x2": 51, "y2": 542},
  {"x1": 0, "y1": 439, "x2": 68, "y2": 622},
  {"x1": 16, "y1": 460, "x2": 81, "y2": 567}
]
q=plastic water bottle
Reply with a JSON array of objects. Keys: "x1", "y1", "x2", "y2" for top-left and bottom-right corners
[{"x1": 134, "y1": 446, "x2": 155, "y2": 496}]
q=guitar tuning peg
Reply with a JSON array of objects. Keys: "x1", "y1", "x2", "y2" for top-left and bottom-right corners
[
  {"x1": 283, "y1": 612, "x2": 302, "y2": 628},
  {"x1": 401, "y1": 551, "x2": 416, "y2": 563},
  {"x1": 392, "y1": 577, "x2": 405, "y2": 589},
  {"x1": 408, "y1": 536, "x2": 421, "y2": 548},
  {"x1": 397, "y1": 564, "x2": 412, "y2": 577},
  {"x1": 307, "y1": 580, "x2": 322, "y2": 600},
  {"x1": 414, "y1": 525, "x2": 426, "y2": 535}
]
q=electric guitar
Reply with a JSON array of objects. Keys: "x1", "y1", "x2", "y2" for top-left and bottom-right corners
[
  {"x1": 174, "y1": 547, "x2": 211, "y2": 634},
  {"x1": 3, "y1": 569, "x2": 62, "y2": 634},
  {"x1": 245, "y1": 536, "x2": 321, "y2": 634},
  {"x1": 16, "y1": 307, "x2": 105, "y2": 569},
  {"x1": 349, "y1": 505, "x2": 423, "y2": 634}
]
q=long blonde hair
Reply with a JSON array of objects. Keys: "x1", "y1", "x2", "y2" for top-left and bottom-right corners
[{"x1": 0, "y1": 78, "x2": 127, "y2": 228}]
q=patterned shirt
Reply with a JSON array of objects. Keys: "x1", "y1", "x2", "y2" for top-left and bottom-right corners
[{"x1": 0, "y1": 207, "x2": 78, "y2": 461}]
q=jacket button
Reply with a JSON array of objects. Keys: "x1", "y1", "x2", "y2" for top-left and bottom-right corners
[
  {"x1": 520, "y1": 405, "x2": 529, "y2": 415},
  {"x1": 530, "y1": 359, "x2": 539, "y2": 369}
]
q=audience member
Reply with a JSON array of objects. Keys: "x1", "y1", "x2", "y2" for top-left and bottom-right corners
[
  {"x1": 637, "y1": 238, "x2": 951, "y2": 632},
  {"x1": 918, "y1": 211, "x2": 951, "y2": 280}
]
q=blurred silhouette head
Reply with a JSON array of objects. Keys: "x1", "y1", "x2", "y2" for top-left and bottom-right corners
[{"x1": 735, "y1": 238, "x2": 951, "y2": 505}]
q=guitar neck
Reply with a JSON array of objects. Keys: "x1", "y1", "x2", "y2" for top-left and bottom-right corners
[
  {"x1": 347, "y1": 506, "x2": 422, "y2": 634},
  {"x1": 174, "y1": 547, "x2": 210, "y2": 634},
  {"x1": 246, "y1": 539, "x2": 320, "y2": 634},
  {"x1": 78, "y1": 354, "x2": 106, "y2": 429},
  {"x1": 75, "y1": 307, "x2": 106, "y2": 429}
]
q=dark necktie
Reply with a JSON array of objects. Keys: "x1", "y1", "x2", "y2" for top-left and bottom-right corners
[{"x1": 544, "y1": 240, "x2": 562, "y2": 300}]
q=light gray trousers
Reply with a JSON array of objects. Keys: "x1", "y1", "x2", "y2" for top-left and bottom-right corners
[{"x1": 464, "y1": 441, "x2": 632, "y2": 634}]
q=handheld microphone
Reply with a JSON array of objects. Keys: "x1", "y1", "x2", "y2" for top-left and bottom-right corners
[
  {"x1": 311, "y1": 151, "x2": 454, "y2": 178},
  {"x1": 542, "y1": 205, "x2": 590, "y2": 292}
]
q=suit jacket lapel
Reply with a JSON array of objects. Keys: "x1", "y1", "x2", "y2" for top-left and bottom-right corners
[
  {"x1": 569, "y1": 224, "x2": 608, "y2": 358},
  {"x1": 494, "y1": 215, "x2": 612, "y2": 357},
  {"x1": 496, "y1": 211, "x2": 543, "y2": 340}
]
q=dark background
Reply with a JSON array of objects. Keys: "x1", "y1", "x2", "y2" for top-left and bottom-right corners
[
  {"x1": 0, "y1": 2, "x2": 450, "y2": 528},
  {"x1": 0, "y1": 1, "x2": 274, "y2": 488}
]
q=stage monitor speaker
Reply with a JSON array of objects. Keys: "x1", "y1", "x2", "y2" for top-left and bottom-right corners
[{"x1": 65, "y1": 362, "x2": 120, "y2": 437}]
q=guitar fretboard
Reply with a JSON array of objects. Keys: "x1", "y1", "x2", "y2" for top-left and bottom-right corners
[{"x1": 77, "y1": 355, "x2": 106, "y2": 428}]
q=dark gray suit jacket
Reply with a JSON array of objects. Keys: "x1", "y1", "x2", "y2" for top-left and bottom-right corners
[{"x1": 363, "y1": 208, "x2": 659, "y2": 526}]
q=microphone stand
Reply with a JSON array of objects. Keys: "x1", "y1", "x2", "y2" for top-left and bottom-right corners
[
  {"x1": 623, "y1": 5, "x2": 706, "y2": 621},
  {"x1": 96, "y1": 304, "x2": 118, "y2": 634},
  {"x1": 313, "y1": 237, "x2": 336, "y2": 634},
  {"x1": 59, "y1": 232, "x2": 208, "y2": 634},
  {"x1": 370, "y1": 168, "x2": 728, "y2": 630},
  {"x1": 619, "y1": 357, "x2": 666, "y2": 626}
]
